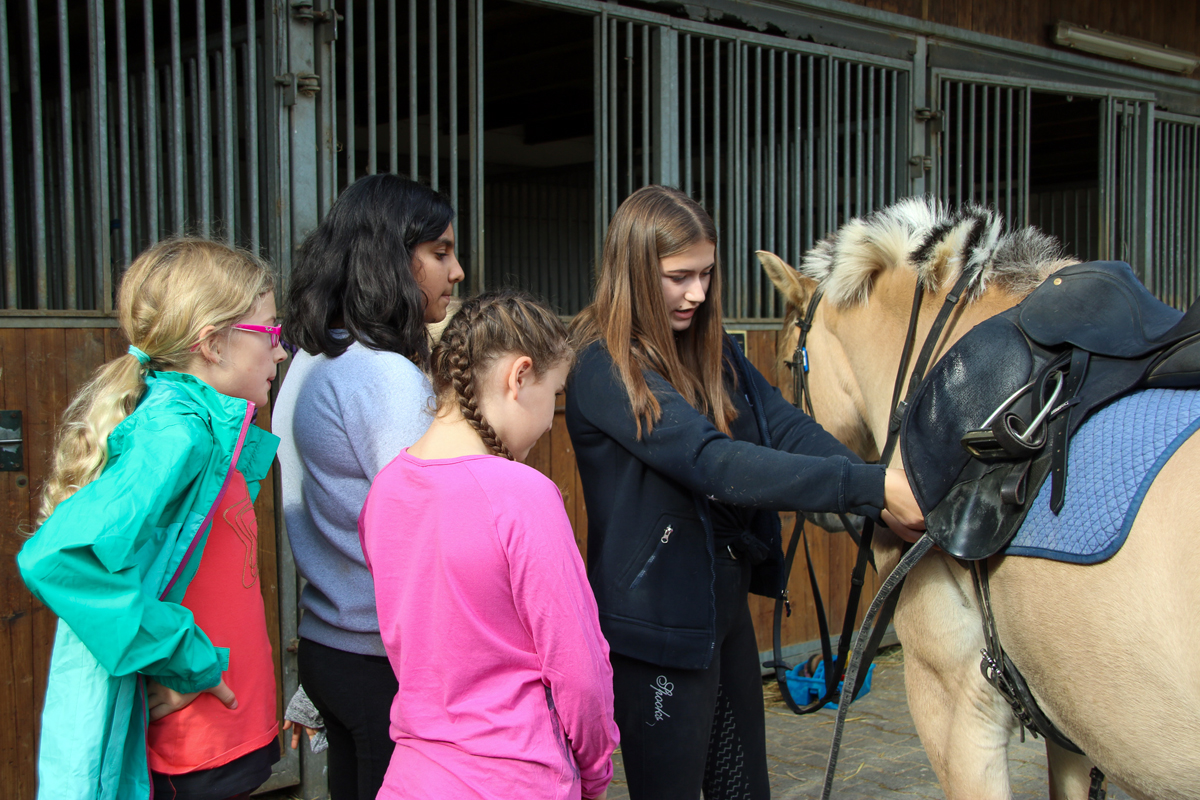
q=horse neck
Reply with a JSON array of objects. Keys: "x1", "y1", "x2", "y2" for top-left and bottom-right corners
[{"x1": 834, "y1": 268, "x2": 1022, "y2": 463}]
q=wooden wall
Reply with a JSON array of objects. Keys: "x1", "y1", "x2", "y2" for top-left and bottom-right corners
[
  {"x1": 0, "y1": 328, "x2": 286, "y2": 797},
  {"x1": 840, "y1": 0, "x2": 1200, "y2": 62},
  {"x1": 0, "y1": 325, "x2": 876, "y2": 797}
]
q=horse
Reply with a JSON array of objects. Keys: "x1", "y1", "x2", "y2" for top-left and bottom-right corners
[{"x1": 756, "y1": 197, "x2": 1200, "y2": 800}]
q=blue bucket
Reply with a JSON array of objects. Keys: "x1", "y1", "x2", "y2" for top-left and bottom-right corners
[{"x1": 784, "y1": 658, "x2": 876, "y2": 710}]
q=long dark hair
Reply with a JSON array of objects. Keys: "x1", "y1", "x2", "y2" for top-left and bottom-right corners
[{"x1": 285, "y1": 174, "x2": 455, "y2": 364}]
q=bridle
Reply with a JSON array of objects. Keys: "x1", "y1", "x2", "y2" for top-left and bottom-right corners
[
  {"x1": 788, "y1": 263, "x2": 971, "y2": 467},
  {"x1": 770, "y1": 265, "x2": 976, "y2": 799}
]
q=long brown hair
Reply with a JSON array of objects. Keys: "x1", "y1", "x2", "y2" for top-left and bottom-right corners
[
  {"x1": 571, "y1": 185, "x2": 736, "y2": 438},
  {"x1": 429, "y1": 291, "x2": 573, "y2": 460}
]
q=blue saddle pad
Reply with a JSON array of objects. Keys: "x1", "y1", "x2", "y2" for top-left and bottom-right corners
[{"x1": 1007, "y1": 388, "x2": 1200, "y2": 563}]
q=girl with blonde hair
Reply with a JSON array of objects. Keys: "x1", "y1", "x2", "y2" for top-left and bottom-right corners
[
  {"x1": 19, "y1": 238, "x2": 288, "y2": 800},
  {"x1": 359, "y1": 291, "x2": 619, "y2": 800},
  {"x1": 566, "y1": 185, "x2": 923, "y2": 799}
]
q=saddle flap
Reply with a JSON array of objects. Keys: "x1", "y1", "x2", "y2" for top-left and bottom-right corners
[
  {"x1": 901, "y1": 314, "x2": 1033, "y2": 517},
  {"x1": 1018, "y1": 261, "x2": 1182, "y2": 358},
  {"x1": 1145, "y1": 332, "x2": 1200, "y2": 389}
]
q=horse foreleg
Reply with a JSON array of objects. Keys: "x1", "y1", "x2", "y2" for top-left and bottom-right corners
[
  {"x1": 904, "y1": 649, "x2": 1016, "y2": 799},
  {"x1": 897, "y1": 555, "x2": 1017, "y2": 800},
  {"x1": 1046, "y1": 741, "x2": 1096, "y2": 800}
]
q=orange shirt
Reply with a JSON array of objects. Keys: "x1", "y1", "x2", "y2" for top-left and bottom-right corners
[{"x1": 148, "y1": 471, "x2": 278, "y2": 774}]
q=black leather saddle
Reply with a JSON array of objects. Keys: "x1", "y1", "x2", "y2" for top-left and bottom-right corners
[{"x1": 901, "y1": 261, "x2": 1200, "y2": 560}]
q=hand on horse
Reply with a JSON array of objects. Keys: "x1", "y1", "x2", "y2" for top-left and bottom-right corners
[{"x1": 883, "y1": 468, "x2": 926, "y2": 542}]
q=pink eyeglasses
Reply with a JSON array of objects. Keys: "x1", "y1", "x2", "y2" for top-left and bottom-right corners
[{"x1": 231, "y1": 324, "x2": 283, "y2": 348}]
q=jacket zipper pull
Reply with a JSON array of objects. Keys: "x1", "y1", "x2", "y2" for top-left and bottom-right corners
[{"x1": 661, "y1": 525, "x2": 673, "y2": 544}]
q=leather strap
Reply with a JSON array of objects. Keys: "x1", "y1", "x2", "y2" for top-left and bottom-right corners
[
  {"x1": 773, "y1": 269, "x2": 972, "y2": 718},
  {"x1": 970, "y1": 561, "x2": 1085, "y2": 756},
  {"x1": 820, "y1": 534, "x2": 935, "y2": 800},
  {"x1": 1049, "y1": 348, "x2": 1090, "y2": 513},
  {"x1": 880, "y1": 269, "x2": 975, "y2": 466}
]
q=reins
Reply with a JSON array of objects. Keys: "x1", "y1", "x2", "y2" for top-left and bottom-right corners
[{"x1": 770, "y1": 267, "x2": 976, "y2": 799}]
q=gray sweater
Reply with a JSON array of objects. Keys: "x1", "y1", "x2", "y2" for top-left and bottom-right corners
[{"x1": 274, "y1": 339, "x2": 434, "y2": 655}]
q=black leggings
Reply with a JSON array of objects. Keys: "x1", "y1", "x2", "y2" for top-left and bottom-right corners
[
  {"x1": 611, "y1": 555, "x2": 769, "y2": 800},
  {"x1": 297, "y1": 639, "x2": 398, "y2": 800}
]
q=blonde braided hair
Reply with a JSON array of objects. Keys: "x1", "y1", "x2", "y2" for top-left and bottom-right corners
[{"x1": 429, "y1": 291, "x2": 573, "y2": 460}]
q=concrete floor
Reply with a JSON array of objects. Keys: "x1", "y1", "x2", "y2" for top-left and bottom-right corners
[
  {"x1": 604, "y1": 646, "x2": 1133, "y2": 800},
  {"x1": 266, "y1": 645, "x2": 1134, "y2": 800}
]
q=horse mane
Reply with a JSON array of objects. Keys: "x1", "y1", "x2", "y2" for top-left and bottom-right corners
[{"x1": 799, "y1": 197, "x2": 1074, "y2": 309}]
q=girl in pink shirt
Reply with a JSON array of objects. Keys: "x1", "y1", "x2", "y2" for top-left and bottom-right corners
[{"x1": 359, "y1": 291, "x2": 619, "y2": 800}]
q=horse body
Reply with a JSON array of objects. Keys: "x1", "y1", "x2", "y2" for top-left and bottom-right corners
[{"x1": 758, "y1": 199, "x2": 1200, "y2": 800}]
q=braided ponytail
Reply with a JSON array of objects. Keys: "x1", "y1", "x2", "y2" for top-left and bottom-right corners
[{"x1": 429, "y1": 291, "x2": 572, "y2": 460}]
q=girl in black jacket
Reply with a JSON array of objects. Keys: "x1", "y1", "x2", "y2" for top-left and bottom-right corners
[{"x1": 565, "y1": 185, "x2": 923, "y2": 799}]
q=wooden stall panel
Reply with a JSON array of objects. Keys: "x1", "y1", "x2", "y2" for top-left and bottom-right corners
[
  {"x1": 0, "y1": 328, "x2": 36, "y2": 800},
  {"x1": 0, "y1": 328, "x2": 288, "y2": 798}
]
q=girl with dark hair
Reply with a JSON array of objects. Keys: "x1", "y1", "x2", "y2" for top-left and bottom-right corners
[
  {"x1": 566, "y1": 185, "x2": 924, "y2": 799},
  {"x1": 273, "y1": 174, "x2": 463, "y2": 800},
  {"x1": 359, "y1": 291, "x2": 618, "y2": 800}
]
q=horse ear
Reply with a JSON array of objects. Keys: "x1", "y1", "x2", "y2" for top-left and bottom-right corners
[{"x1": 757, "y1": 250, "x2": 817, "y2": 308}]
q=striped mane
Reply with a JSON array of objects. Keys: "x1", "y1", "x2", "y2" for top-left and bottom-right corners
[{"x1": 800, "y1": 197, "x2": 1074, "y2": 308}]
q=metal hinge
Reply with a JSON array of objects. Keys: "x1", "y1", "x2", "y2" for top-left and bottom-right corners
[
  {"x1": 291, "y1": 0, "x2": 340, "y2": 24},
  {"x1": 908, "y1": 155, "x2": 932, "y2": 177},
  {"x1": 0, "y1": 410, "x2": 23, "y2": 472},
  {"x1": 914, "y1": 107, "x2": 943, "y2": 122},
  {"x1": 275, "y1": 72, "x2": 321, "y2": 106}
]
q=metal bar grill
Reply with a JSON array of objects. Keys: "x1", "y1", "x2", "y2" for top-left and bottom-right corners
[
  {"x1": 0, "y1": 0, "x2": 13, "y2": 308},
  {"x1": 935, "y1": 76, "x2": 1031, "y2": 231},
  {"x1": 5, "y1": 0, "x2": 940, "y2": 322},
  {"x1": 1152, "y1": 114, "x2": 1200, "y2": 308},
  {"x1": 428, "y1": 0, "x2": 438, "y2": 189},
  {"x1": 366, "y1": 0, "x2": 376, "y2": 175},
  {"x1": 632, "y1": 33, "x2": 911, "y2": 319},
  {"x1": 0, "y1": 0, "x2": 285, "y2": 311}
]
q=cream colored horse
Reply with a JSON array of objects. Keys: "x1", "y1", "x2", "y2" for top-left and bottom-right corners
[{"x1": 757, "y1": 198, "x2": 1200, "y2": 800}]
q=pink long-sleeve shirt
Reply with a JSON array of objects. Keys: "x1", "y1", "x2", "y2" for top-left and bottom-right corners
[{"x1": 359, "y1": 450, "x2": 619, "y2": 800}]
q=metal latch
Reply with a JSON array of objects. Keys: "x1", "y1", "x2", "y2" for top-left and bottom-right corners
[
  {"x1": 275, "y1": 72, "x2": 321, "y2": 107},
  {"x1": 0, "y1": 410, "x2": 23, "y2": 472}
]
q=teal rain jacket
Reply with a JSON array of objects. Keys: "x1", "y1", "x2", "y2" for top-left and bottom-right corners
[{"x1": 17, "y1": 370, "x2": 279, "y2": 800}]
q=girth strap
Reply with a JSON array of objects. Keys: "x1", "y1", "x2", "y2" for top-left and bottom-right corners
[{"x1": 970, "y1": 560, "x2": 1085, "y2": 756}]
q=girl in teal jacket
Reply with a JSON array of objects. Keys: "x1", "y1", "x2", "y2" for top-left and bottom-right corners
[{"x1": 18, "y1": 239, "x2": 288, "y2": 800}]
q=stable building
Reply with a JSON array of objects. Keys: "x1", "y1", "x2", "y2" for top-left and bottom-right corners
[{"x1": 1, "y1": 0, "x2": 1197, "y2": 794}]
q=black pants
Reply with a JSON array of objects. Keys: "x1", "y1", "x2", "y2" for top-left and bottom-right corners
[
  {"x1": 611, "y1": 555, "x2": 769, "y2": 800},
  {"x1": 298, "y1": 638, "x2": 398, "y2": 800},
  {"x1": 151, "y1": 738, "x2": 279, "y2": 800}
]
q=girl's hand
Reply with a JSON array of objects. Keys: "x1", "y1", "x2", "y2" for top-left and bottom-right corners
[
  {"x1": 282, "y1": 719, "x2": 320, "y2": 750},
  {"x1": 146, "y1": 677, "x2": 238, "y2": 721},
  {"x1": 882, "y1": 468, "x2": 925, "y2": 535}
]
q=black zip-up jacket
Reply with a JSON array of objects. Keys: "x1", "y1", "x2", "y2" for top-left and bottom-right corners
[{"x1": 565, "y1": 338, "x2": 887, "y2": 670}]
